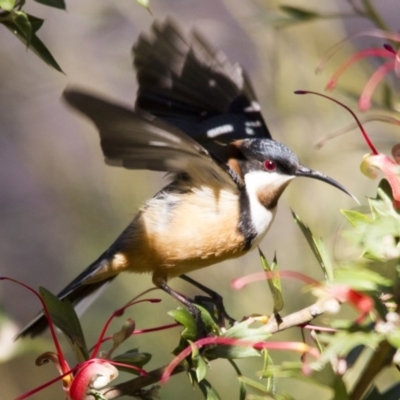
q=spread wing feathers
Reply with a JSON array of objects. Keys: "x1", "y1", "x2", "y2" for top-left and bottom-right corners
[
  {"x1": 134, "y1": 18, "x2": 245, "y2": 112},
  {"x1": 63, "y1": 89, "x2": 237, "y2": 188},
  {"x1": 132, "y1": 18, "x2": 272, "y2": 141}
]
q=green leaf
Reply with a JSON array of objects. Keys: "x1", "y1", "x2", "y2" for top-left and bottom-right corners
[
  {"x1": 316, "y1": 331, "x2": 383, "y2": 367},
  {"x1": 333, "y1": 267, "x2": 392, "y2": 290},
  {"x1": 112, "y1": 349, "x2": 151, "y2": 374},
  {"x1": 240, "y1": 369, "x2": 294, "y2": 398},
  {"x1": 279, "y1": 5, "x2": 319, "y2": 20},
  {"x1": 238, "y1": 376, "x2": 272, "y2": 394},
  {"x1": 292, "y1": 211, "x2": 333, "y2": 281},
  {"x1": 11, "y1": 11, "x2": 32, "y2": 46},
  {"x1": 196, "y1": 305, "x2": 220, "y2": 333},
  {"x1": 197, "y1": 378, "x2": 222, "y2": 400},
  {"x1": 239, "y1": 375, "x2": 295, "y2": 399},
  {"x1": 341, "y1": 209, "x2": 373, "y2": 226},
  {"x1": 262, "y1": 361, "x2": 304, "y2": 378},
  {"x1": 341, "y1": 209, "x2": 400, "y2": 260},
  {"x1": 194, "y1": 353, "x2": 208, "y2": 382},
  {"x1": 259, "y1": 249, "x2": 284, "y2": 313},
  {"x1": 34, "y1": 0, "x2": 66, "y2": 10},
  {"x1": 0, "y1": 0, "x2": 16, "y2": 11},
  {"x1": 168, "y1": 308, "x2": 197, "y2": 341},
  {"x1": 168, "y1": 305, "x2": 218, "y2": 341},
  {"x1": 240, "y1": 353, "x2": 285, "y2": 397},
  {"x1": 26, "y1": 14, "x2": 44, "y2": 33},
  {"x1": 1, "y1": 14, "x2": 63, "y2": 72},
  {"x1": 369, "y1": 187, "x2": 398, "y2": 219},
  {"x1": 39, "y1": 287, "x2": 89, "y2": 361},
  {"x1": 262, "y1": 352, "x2": 277, "y2": 393},
  {"x1": 205, "y1": 319, "x2": 270, "y2": 359},
  {"x1": 223, "y1": 318, "x2": 271, "y2": 342}
]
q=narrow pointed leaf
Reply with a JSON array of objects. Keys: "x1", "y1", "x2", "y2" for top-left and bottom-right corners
[
  {"x1": 195, "y1": 354, "x2": 208, "y2": 382},
  {"x1": 280, "y1": 5, "x2": 319, "y2": 20},
  {"x1": 369, "y1": 181, "x2": 400, "y2": 219},
  {"x1": 341, "y1": 210, "x2": 373, "y2": 226},
  {"x1": 168, "y1": 305, "x2": 218, "y2": 341},
  {"x1": 112, "y1": 349, "x2": 152, "y2": 374},
  {"x1": 2, "y1": 15, "x2": 63, "y2": 72},
  {"x1": 262, "y1": 352, "x2": 277, "y2": 393},
  {"x1": 333, "y1": 267, "x2": 391, "y2": 290},
  {"x1": 258, "y1": 249, "x2": 283, "y2": 313},
  {"x1": 39, "y1": 286, "x2": 89, "y2": 361},
  {"x1": 34, "y1": 0, "x2": 66, "y2": 9},
  {"x1": 292, "y1": 211, "x2": 333, "y2": 281},
  {"x1": 26, "y1": 14, "x2": 45, "y2": 33},
  {"x1": 12, "y1": 11, "x2": 32, "y2": 46},
  {"x1": 223, "y1": 318, "x2": 271, "y2": 342},
  {"x1": 168, "y1": 308, "x2": 197, "y2": 341},
  {"x1": 197, "y1": 378, "x2": 222, "y2": 400},
  {"x1": 238, "y1": 376, "x2": 272, "y2": 394}
]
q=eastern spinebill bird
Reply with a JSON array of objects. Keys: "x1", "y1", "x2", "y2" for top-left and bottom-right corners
[{"x1": 18, "y1": 19, "x2": 352, "y2": 337}]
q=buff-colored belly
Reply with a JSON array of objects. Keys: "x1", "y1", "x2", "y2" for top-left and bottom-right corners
[{"x1": 90, "y1": 186, "x2": 247, "y2": 283}]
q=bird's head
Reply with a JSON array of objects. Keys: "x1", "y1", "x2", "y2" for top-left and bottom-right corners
[{"x1": 234, "y1": 138, "x2": 353, "y2": 209}]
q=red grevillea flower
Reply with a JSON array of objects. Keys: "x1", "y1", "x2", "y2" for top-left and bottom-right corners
[
  {"x1": 1, "y1": 277, "x2": 152, "y2": 400},
  {"x1": 317, "y1": 29, "x2": 400, "y2": 111},
  {"x1": 68, "y1": 360, "x2": 118, "y2": 400},
  {"x1": 232, "y1": 269, "x2": 318, "y2": 290},
  {"x1": 232, "y1": 268, "x2": 374, "y2": 325},
  {"x1": 0, "y1": 277, "x2": 72, "y2": 397},
  {"x1": 312, "y1": 284, "x2": 374, "y2": 323},
  {"x1": 361, "y1": 145, "x2": 400, "y2": 206}
]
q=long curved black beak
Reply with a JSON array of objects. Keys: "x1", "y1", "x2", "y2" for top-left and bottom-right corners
[{"x1": 296, "y1": 165, "x2": 358, "y2": 202}]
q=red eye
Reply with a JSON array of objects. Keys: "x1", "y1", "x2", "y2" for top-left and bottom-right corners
[{"x1": 264, "y1": 160, "x2": 277, "y2": 171}]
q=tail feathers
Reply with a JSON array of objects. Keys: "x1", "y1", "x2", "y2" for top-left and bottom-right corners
[
  {"x1": 16, "y1": 278, "x2": 115, "y2": 339},
  {"x1": 16, "y1": 252, "x2": 116, "y2": 339}
]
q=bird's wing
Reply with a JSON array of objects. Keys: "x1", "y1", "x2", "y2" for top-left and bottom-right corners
[
  {"x1": 64, "y1": 90, "x2": 239, "y2": 189},
  {"x1": 133, "y1": 18, "x2": 272, "y2": 145}
]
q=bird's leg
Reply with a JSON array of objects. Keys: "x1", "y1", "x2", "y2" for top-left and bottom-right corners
[
  {"x1": 179, "y1": 274, "x2": 236, "y2": 327},
  {"x1": 157, "y1": 280, "x2": 208, "y2": 338}
]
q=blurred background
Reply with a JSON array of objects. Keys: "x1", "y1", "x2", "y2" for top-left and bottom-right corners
[{"x1": 1, "y1": 0, "x2": 399, "y2": 398}]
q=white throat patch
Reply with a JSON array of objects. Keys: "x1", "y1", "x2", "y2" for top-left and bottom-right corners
[{"x1": 244, "y1": 170, "x2": 294, "y2": 247}]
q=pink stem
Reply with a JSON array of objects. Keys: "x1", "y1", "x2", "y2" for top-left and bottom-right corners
[
  {"x1": 325, "y1": 48, "x2": 393, "y2": 91},
  {"x1": 295, "y1": 91, "x2": 379, "y2": 155},
  {"x1": 358, "y1": 60, "x2": 396, "y2": 111}
]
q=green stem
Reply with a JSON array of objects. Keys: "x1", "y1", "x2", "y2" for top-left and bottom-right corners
[
  {"x1": 318, "y1": 12, "x2": 365, "y2": 19},
  {"x1": 362, "y1": 0, "x2": 390, "y2": 31},
  {"x1": 346, "y1": 0, "x2": 367, "y2": 16}
]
